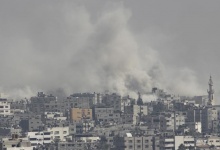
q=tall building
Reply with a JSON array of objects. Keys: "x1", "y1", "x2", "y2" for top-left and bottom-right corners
[
  {"x1": 70, "y1": 108, "x2": 92, "y2": 121},
  {"x1": 207, "y1": 76, "x2": 215, "y2": 105}
]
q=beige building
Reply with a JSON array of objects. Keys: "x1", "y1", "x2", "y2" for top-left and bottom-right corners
[{"x1": 70, "y1": 108, "x2": 92, "y2": 121}]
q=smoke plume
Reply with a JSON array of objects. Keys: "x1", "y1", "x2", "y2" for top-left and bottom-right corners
[{"x1": 0, "y1": 1, "x2": 205, "y2": 100}]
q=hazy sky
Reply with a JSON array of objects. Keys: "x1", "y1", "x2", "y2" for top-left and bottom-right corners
[{"x1": 0, "y1": 0, "x2": 220, "y2": 99}]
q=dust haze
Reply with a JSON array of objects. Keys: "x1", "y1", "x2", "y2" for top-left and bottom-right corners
[{"x1": 0, "y1": 1, "x2": 219, "y2": 100}]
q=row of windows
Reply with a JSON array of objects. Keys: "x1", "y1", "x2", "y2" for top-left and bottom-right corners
[
  {"x1": 125, "y1": 140, "x2": 151, "y2": 143},
  {"x1": 0, "y1": 106, "x2": 9, "y2": 108},
  {"x1": 124, "y1": 145, "x2": 150, "y2": 148},
  {"x1": 30, "y1": 138, "x2": 51, "y2": 141},
  {"x1": 51, "y1": 131, "x2": 68, "y2": 134}
]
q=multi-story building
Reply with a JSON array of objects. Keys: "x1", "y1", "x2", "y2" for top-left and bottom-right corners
[
  {"x1": 70, "y1": 108, "x2": 92, "y2": 121},
  {"x1": 202, "y1": 107, "x2": 218, "y2": 133},
  {"x1": 118, "y1": 133, "x2": 160, "y2": 150},
  {"x1": 133, "y1": 105, "x2": 148, "y2": 125},
  {"x1": 0, "y1": 99, "x2": 11, "y2": 116},
  {"x1": 123, "y1": 104, "x2": 148, "y2": 125},
  {"x1": 94, "y1": 107, "x2": 121, "y2": 124},
  {"x1": 65, "y1": 93, "x2": 95, "y2": 109},
  {"x1": 29, "y1": 115, "x2": 44, "y2": 132},
  {"x1": 47, "y1": 126, "x2": 70, "y2": 142},
  {"x1": 160, "y1": 136, "x2": 195, "y2": 150},
  {"x1": 174, "y1": 111, "x2": 187, "y2": 130},
  {"x1": 27, "y1": 131, "x2": 52, "y2": 148},
  {"x1": 102, "y1": 93, "x2": 123, "y2": 112},
  {"x1": 29, "y1": 92, "x2": 58, "y2": 115},
  {"x1": 10, "y1": 100, "x2": 28, "y2": 112},
  {"x1": 142, "y1": 115, "x2": 167, "y2": 132},
  {"x1": 174, "y1": 136, "x2": 195, "y2": 150},
  {"x1": 160, "y1": 136, "x2": 174, "y2": 150}
]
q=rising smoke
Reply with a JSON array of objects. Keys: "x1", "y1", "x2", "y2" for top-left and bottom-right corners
[{"x1": 0, "y1": 1, "x2": 204, "y2": 100}]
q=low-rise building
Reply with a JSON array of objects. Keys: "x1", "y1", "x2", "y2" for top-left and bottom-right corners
[{"x1": 1, "y1": 137, "x2": 32, "y2": 150}]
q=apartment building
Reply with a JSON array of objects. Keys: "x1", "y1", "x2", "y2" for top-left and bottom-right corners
[
  {"x1": 65, "y1": 93, "x2": 94, "y2": 109},
  {"x1": 47, "y1": 126, "x2": 70, "y2": 142},
  {"x1": 102, "y1": 93, "x2": 123, "y2": 112},
  {"x1": 29, "y1": 92, "x2": 58, "y2": 115},
  {"x1": 95, "y1": 107, "x2": 121, "y2": 124},
  {"x1": 121, "y1": 133, "x2": 160, "y2": 150},
  {"x1": 70, "y1": 108, "x2": 92, "y2": 121},
  {"x1": 0, "y1": 99, "x2": 11, "y2": 116},
  {"x1": 27, "y1": 131, "x2": 52, "y2": 147},
  {"x1": 160, "y1": 136, "x2": 195, "y2": 150}
]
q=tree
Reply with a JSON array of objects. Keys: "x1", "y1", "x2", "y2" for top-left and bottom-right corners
[{"x1": 178, "y1": 144, "x2": 186, "y2": 150}]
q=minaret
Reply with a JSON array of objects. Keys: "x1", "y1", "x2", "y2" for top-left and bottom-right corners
[{"x1": 207, "y1": 76, "x2": 215, "y2": 105}]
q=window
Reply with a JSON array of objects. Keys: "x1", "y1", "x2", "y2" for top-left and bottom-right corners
[
  {"x1": 0, "y1": 106, "x2": 3, "y2": 108},
  {"x1": 63, "y1": 131, "x2": 67, "y2": 134},
  {"x1": 54, "y1": 136, "x2": 60, "y2": 139},
  {"x1": 44, "y1": 132, "x2": 50, "y2": 135},
  {"x1": 30, "y1": 138, "x2": 37, "y2": 141},
  {"x1": 54, "y1": 131, "x2": 59, "y2": 134},
  {"x1": 44, "y1": 138, "x2": 50, "y2": 140},
  {"x1": 137, "y1": 140, "x2": 141, "y2": 143}
]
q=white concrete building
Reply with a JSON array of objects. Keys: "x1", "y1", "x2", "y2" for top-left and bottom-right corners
[
  {"x1": 174, "y1": 136, "x2": 195, "y2": 150},
  {"x1": 44, "y1": 112, "x2": 66, "y2": 120},
  {"x1": 175, "y1": 112, "x2": 186, "y2": 130},
  {"x1": 0, "y1": 99, "x2": 11, "y2": 116},
  {"x1": 133, "y1": 105, "x2": 148, "y2": 125},
  {"x1": 47, "y1": 126, "x2": 70, "y2": 141},
  {"x1": 79, "y1": 137, "x2": 100, "y2": 143},
  {"x1": 27, "y1": 131, "x2": 52, "y2": 147},
  {"x1": 207, "y1": 136, "x2": 220, "y2": 148},
  {"x1": 161, "y1": 137, "x2": 175, "y2": 150}
]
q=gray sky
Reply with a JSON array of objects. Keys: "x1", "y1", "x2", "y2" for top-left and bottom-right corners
[{"x1": 0, "y1": 0, "x2": 219, "y2": 99}]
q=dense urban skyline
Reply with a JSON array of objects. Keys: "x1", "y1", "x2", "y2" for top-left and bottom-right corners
[{"x1": 1, "y1": 1, "x2": 220, "y2": 149}]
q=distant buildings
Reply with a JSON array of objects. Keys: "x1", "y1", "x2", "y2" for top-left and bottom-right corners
[{"x1": 1, "y1": 76, "x2": 220, "y2": 149}]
